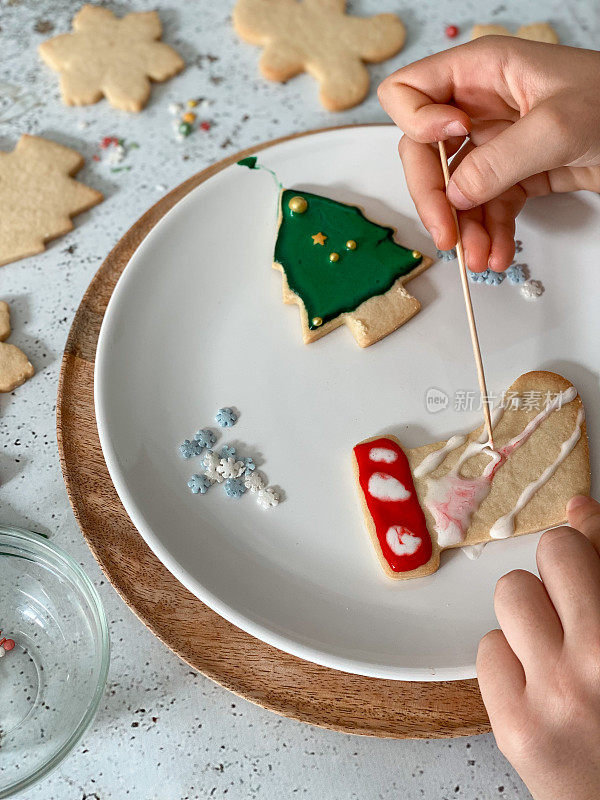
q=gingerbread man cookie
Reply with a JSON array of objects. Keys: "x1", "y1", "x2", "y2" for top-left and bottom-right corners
[
  {"x1": 471, "y1": 22, "x2": 559, "y2": 44},
  {"x1": 39, "y1": 5, "x2": 184, "y2": 112},
  {"x1": 0, "y1": 135, "x2": 103, "y2": 267},
  {"x1": 233, "y1": 0, "x2": 406, "y2": 111},
  {"x1": 0, "y1": 302, "x2": 34, "y2": 393}
]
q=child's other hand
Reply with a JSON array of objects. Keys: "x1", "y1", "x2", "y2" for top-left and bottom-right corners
[
  {"x1": 477, "y1": 495, "x2": 600, "y2": 800},
  {"x1": 378, "y1": 39, "x2": 600, "y2": 272}
]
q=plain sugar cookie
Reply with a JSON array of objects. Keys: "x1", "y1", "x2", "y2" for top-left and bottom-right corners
[
  {"x1": 39, "y1": 5, "x2": 184, "y2": 112},
  {"x1": 471, "y1": 22, "x2": 559, "y2": 44},
  {"x1": 0, "y1": 135, "x2": 103, "y2": 267},
  {"x1": 0, "y1": 302, "x2": 34, "y2": 392},
  {"x1": 233, "y1": 0, "x2": 406, "y2": 110}
]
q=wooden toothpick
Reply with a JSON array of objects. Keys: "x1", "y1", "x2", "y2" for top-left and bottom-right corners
[{"x1": 437, "y1": 140, "x2": 495, "y2": 448}]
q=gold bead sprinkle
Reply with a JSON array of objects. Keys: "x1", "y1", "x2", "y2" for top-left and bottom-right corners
[
  {"x1": 187, "y1": 98, "x2": 199, "y2": 108},
  {"x1": 329, "y1": 252, "x2": 339, "y2": 262},
  {"x1": 288, "y1": 195, "x2": 308, "y2": 214},
  {"x1": 312, "y1": 316, "x2": 323, "y2": 327},
  {"x1": 412, "y1": 250, "x2": 422, "y2": 259},
  {"x1": 346, "y1": 239, "x2": 357, "y2": 250},
  {"x1": 182, "y1": 111, "x2": 196, "y2": 123}
]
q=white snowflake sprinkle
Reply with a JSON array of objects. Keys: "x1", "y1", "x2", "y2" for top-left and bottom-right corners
[
  {"x1": 169, "y1": 102, "x2": 183, "y2": 114},
  {"x1": 203, "y1": 450, "x2": 224, "y2": 483},
  {"x1": 521, "y1": 279, "x2": 544, "y2": 300},
  {"x1": 244, "y1": 470, "x2": 266, "y2": 493},
  {"x1": 256, "y1": 487, "x2": 279, "y2": 509},
  {"x1": 216, "y1": 456, "x2": 245, "y2": 480}
]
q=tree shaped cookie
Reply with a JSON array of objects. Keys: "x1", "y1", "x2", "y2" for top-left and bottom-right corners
[
  {"x1": 353, "y1": 371, "x2": 589, "y2": 579},
  {"x1": 0, "y1": 301, "x2": 34, "y2": 392},
  {"x1": 233, "y1": 0, "x2": 406, "y2": 110},
  {"x1": 471, "y1": 22, "x2": 558, "y2": 44},
  {"x1": 39, "y1": 5, "x2": 184, "y2": 112},
  {"x1": 0, "y1": 135, "x2": 103, "y2": 267},
  {"x1": 274, "y1": 188, "x2": 432, "y2": 346}
]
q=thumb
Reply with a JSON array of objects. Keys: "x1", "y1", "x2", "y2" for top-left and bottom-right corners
[
  {"x1": 447, "y1": 98, "x2": 575, "y2": 209},
  {"x1": 566, "y1": 495, "x2": 600, "y2": 553}
]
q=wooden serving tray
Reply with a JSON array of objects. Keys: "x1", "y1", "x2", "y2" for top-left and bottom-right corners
[{"x1": 57, "y1": 127, "x2": 490, "y2": 739}]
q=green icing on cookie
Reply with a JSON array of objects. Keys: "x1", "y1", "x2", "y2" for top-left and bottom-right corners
[
  {"x1": 237, "y1": 156, "x2": 258, "y2": 169},
  {"x1": 275, "y1": 189, "x2": 423, "y2": 328}
]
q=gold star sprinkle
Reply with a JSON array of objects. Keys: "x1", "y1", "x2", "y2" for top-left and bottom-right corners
[{"x1": 311, "y1": 232, "x2": 327, "y2": 245}]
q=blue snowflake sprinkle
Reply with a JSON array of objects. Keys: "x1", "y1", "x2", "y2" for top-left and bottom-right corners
[
  {"x1": 243, "y1": 456, "x2": 256, "y2": 472},
  {"x1": 223, "y1": 477, "x2": 246, "y2": 498},
  {"x1": 188, "y1": 474, "x2": 213, "y2": 494},
  {"x1": 179, "y1": 439, "x2": 203, "y2": 459},
  {"x1": 506, "y1": 264, "x2": 526, "y2": 284},
  {"x1": 215, "y1": 407, "x2": 237, "y2": 427},
  {"x1": 194, "y1": 428, "x2": 217, "y2": 448},
  {"x1": 436, "y1": 248, "x2": 457, "y2": 262},
  {"x1": 220, "y1": 444, "x2": 236, "y2": 458},
  {"x1": 485, "y1": 271, "x2": 505, "y2": 286},
  {"x1": 468, "y1": 269, "x2": 489, "y2": 283}
]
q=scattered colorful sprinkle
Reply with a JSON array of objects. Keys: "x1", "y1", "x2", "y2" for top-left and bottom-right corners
[
  {"x1": 188, "y1": 473, "x2": 213, "y2": 494},
  {"x1": 179, "y1": 438, "x2": 204, "y2": 459},
  {"x1": 436, "y1": 248, "x2": 457, "y2": 261},
  {"x1": 178, "y1": 409, "x2": 282, "y2": 508},
  {"x1": 521, "y1": 279, "x2": 544, "y2": 300},
  {"x1": 445, "y1": 24, "x2": 459, "y2": 38},
  {"x1": 194, "y1": 428, "x2": 217, "y2": 448},
  {"x1": 216, "y1": 407, "x2": 237, "y2": 427},
  {"x1": 224, "y1": 477, "x2": 246, "y2": 498}
]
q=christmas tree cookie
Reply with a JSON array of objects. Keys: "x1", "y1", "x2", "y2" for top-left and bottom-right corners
[
  {"x1": 238, "y1": 157, "x2": 433, "y2": 346},
  {"x1": 353, "y1": 371, "x2": 590, "y2": 579},
  {"x1": 274, "y1": 188, "x2": 433, "y2": 346}
]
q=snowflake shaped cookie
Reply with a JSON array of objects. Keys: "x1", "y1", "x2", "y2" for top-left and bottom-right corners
[
  {"x1": 39, "y1": 5, "x2": 184, "y2": 112},
  {"x1": 233, "y1": 0, "x2": 406, "y2": 111},
  {"x1": 217, "y1": 456, "x2": 245, "y2": 480},
  {"x1": 0, "y1": 135, "x2": 102, "y2": 267}
]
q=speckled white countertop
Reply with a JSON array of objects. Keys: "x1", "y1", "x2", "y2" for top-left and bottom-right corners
[{"x1": 2, "y1": 1, "x2": 597, "y2": 797}]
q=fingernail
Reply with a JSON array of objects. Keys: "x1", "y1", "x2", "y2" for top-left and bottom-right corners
[
  {"x1": 430, "y1": 227, "x2": 441, "y2": 246},
  {"x1": 442, "y1": 120, "x2": 468, "y2": 137},
  {"x1": 447, "y1": 182, "x2": 472, "y2": 210},
  {"x1": 567, "y1": 495, "x2": 589, "y2": 513}
]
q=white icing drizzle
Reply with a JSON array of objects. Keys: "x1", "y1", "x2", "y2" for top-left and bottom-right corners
[
  {"x1": 501, "y1": 386, "x2": 576, "y2": 457},
  {"x1": 369, "y1": 447, "x2": 398, "y2": 464},
  {"x1": 413, "y1": 435, "x2": 467, "y2": 478},
  {"x1": 462, "y1": 543, "x2": 487, "y2": 560},
  {"x1": 489, "y1": 408, "x2": 584, "y2": 539},
  {"x1": 421, "y1": 386, "x2": 581, "y2": 547}
]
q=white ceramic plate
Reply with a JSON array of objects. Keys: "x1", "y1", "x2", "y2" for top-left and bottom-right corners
[{"x1": 95, "y1": 125, "x2": 600, "y2": 681}]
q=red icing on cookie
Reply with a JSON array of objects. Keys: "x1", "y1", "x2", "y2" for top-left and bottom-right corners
[{"x1": 354, "y1": 437, "x2": 432, "y2": 573}]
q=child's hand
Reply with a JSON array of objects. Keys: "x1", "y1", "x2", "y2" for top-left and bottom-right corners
[
  {"x1": 378, "y1": 38, "x2": 600, "y2": 272},
  {"x1": 477, "y1": 495, "x2": 600, "y2": 800}
]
